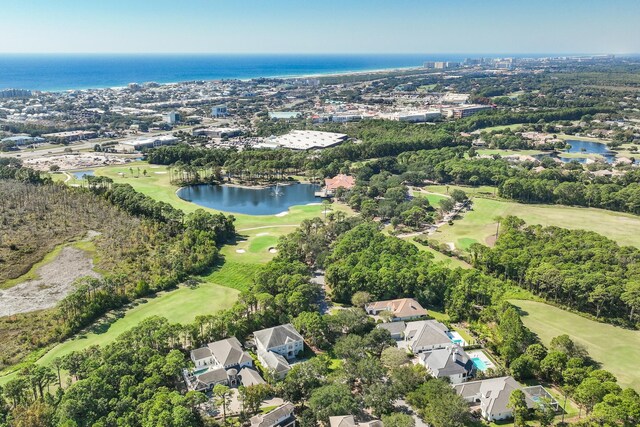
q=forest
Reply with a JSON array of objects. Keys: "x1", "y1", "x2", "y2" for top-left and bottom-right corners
[{"x1": 472, "y1": 216, "x2": 640, "y2": 326}]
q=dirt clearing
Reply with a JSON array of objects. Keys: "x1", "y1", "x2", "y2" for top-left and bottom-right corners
[{"x1": 0, "y1": 246, "x2": 101, "y2": 317}]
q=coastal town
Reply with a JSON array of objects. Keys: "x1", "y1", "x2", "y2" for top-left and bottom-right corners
[{"x1": 2, "y1": 1, "x2": 640, "y2": 425}]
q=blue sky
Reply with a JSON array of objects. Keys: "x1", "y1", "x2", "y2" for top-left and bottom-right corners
[{"x1": 1, "y1": 0, "x2": 639, "y2": 54}]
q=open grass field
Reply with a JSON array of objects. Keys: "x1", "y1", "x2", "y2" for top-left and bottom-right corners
[
  {"x1": 476, "y1": 148, "x2": 545, "y2": 156},
  {"x1": 509, "y1": 300, "x2": 640, "y2": 391},
  {"x1": 429, "y1": 197, "x2": 640, "y2": 251},
  {"x1": 477, "y1": 123, "x2": 524, "y2": 132},
  {"x1": 0, "y1": 282, "x2": 239, "y2": 385}
]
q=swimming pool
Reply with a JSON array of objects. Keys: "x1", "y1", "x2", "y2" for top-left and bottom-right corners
[{"x1": 471, "y1": 357, "x2": 488, "y2": 371}]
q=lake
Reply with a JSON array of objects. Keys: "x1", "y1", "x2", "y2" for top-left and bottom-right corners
[
  {"x1": 72, "y1": 170, "x2": 94, "y2": 179},
  {"x1": 176, "y1": 183, "x2": 321, "y2": 215},
  {"x1": 563, "y1": 139, "x2": 616, "y2": 163},
  {"x1": 534, "y1": 139, "x2": 616, "y2": 164}
]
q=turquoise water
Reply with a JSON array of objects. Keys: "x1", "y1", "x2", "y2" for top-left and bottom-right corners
[
  {"x1": 177, "y1": 183, "x2": 320, "y2": 215},
  {"x1": 0, "y1": 54, "x2": 467, "y2": 92},
  {"x1": 471, "y1": 357, "x2": 488, "y2": 371}
]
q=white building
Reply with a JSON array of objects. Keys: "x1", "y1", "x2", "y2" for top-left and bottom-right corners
[
  {"x1": 265, "y1": 130, "x2": 348, "y2": 150},
  {"x1": 211, "y1": 104, "x2": 228, "y2": 118},
  {"x1": 117, "y1": 134, "x2": 178, "y2": 152},
  {"x1": 164, "y1": 111, "x2": 180, "y2": 125}
]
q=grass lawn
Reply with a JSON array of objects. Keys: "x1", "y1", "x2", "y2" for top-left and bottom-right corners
[
  {"x1": 408, "y1": 238, "x2": 471, "y2": 269},
  {"x1": 477, "y1": 123, "x2": 524, "y2": 132},
  {"x1": 430, "y1": 197, "x2": 640, "y2": 251},
  {"x1": 0, "y1": 282, "x2": 239, "y2": 385},
  {"x1": 476, "y1": 148, "x2": 545, "y2": 156},
  {"x1": 509, "y1": 300, "x2": 640, "y2": 391}
]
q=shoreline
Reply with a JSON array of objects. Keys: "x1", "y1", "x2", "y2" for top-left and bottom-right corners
[{"x1": 15, "y1": 64, "x2": 427, "y2": 93}]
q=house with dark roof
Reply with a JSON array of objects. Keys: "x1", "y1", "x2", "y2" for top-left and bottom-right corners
[
  {"x1": 418, "y1": 345, "x2": 475, "y2": 384},
  {"x1": 366, "y1": 298, "x2": 427, "y2": 321},
  {"x1": 403, "y1": 320, "x2": 452, "y2": 353},
  {"x1": 454, "y1": 376, "x2": 537, "y2": 422},
  {"x1": 250, "y1": 403, "x2": 296, "y2": 427},
  {"x1": 376, "y1": 321, "x2": 406, "y2": 340},
  {"x1": 254, "y1": 324, "x2": 304, "y2": 360},
  {"x1": 190, "y1": 337, "x2": 253, "y2": 370}
]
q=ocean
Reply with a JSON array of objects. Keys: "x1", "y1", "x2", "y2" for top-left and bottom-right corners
[{"x1": 0, "y1": 54, "x2": 472, "y2": 92}]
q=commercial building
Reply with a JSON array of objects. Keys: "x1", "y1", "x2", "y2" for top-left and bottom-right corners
[
  {"x1": 0, "y1": 135, "x2": 45, "y2": 146},
  {"x1": 451, "y1": 105, "x2": 493, "y2": 119},
  {"x1": 42, "y1": 130, "x2": 97, "y2": 143},
  {"x1": 164, "y1": 111, "x2": 180, "y2": 124},
  {"x1": 266, "y1": 130, "x2": 348, "y2": 150},
  {"x1": 192, "y1": 127, "x2": 242, "y2": 138},
  {"x1": 211, "y1": 104, "x2": 228, "y2": 118},
  {"x1": 397, "y1": 110, "x2": 441, "y2": 123},
  {"x1": 268, "y1": 111, "x2": 302, "y2": 120},
  {"x1": 116, "y1": 134, "x2": 178, "y2": 152}
]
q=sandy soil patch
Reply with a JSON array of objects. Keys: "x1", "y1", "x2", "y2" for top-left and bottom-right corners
[
  {"x1": 485, "y1": 235, "x2": 497, "y2": 246},
  {"x1": 275, "y1": 211, "x2": 289, "y2": 217},
  {"x1": 0, "y1": 246, "x2": 101, "y2": 317},
  {"x1": 25, "y1": 153, "x2": 130, "y2": 171}
]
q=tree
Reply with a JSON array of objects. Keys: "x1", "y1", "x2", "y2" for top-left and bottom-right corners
[
  {"x1": 281, "y1": 357, "x2": 329, "y2": 406},
  {"x1": 535, "y1": 398, "x2": 557, "y2": 427},
  {"x1": 364, "y1": 382, "x2": 398, "y2": 418},
  {"x1": 540, "y1": 351, "x2": 568, "y2": 384},
  {"x1": 239, "y1": 384, "x2": 271, "y2": 415},
  {"x1": 213, "y1": 384, "x2": 232, "y2": 424},
  {"x1": 293, "y1": 311, "x2": 330, "y2": 349},
  {"x1": 508, "y1": 389, "x2": 529, "y2": 427},
  {"x1": 380, "y1": 347, "x2": 409, "y2": 369},
  {"x1": 351, "y1": 291, "x2": 371, "y2": 308},
  {"x1": 382, "y1": 413, "x2": 415, "y2": 427},
  {"x1": 622, "y1": 280, "x2": 640, "y2": 323},
  {"x1": 407, "y1": 379, "x2": 468, "y2": 427},
  {"x1": 308, "y1": 383, "x2": 358, "y2": 425},
  {"x1": 574, "y1": 377, "x2": 608, "y2": 416}
]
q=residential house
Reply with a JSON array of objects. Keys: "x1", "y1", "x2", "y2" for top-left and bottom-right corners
[
  {"x1": 250, "y1": 403, "x2": 296, "y2": 427},
  {"x1": 190, "y1": 337, "x2": 253, "y2": 370},
  {"x1": 329, "y1": 416, "x2": 383, "y2": 427},
  {"x1": 376, "y1": 321, "x2": 406, "y2": 340},
  {"x1": 403, "y1": 320, "x2": 452, "y2": 353},
  {"x1": 258, "y1": 349, "x2": 292, "y2": 379},
  {"x1": 418, "y1": 345, "x2": 475, "y2": 384},
  {"x1": 454, "y1": 376, "x2": 537, "y2": 422},
  {"x1": 365, "y1": 298, "x2": 427, "y2": 322},
  {"x1": 254, "y1": 324, "x2": 304, "y2": 360},
  {"x1": 238, "y1": 367, "x2": 267, "y2": 387}
]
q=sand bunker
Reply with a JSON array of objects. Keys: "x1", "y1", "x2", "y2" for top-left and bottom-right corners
[
  {"x1": 268, "y1": 247, "x2": 278, "y2": 254},
  {"x1": 154, "y1": 171, "x2": 168, "y2": 174},
  {"x1": 0, "y1": 246, "x2": 102, "y2": 317},
  {"x1": 235, "y1": 249, "x2": 246, "y2": 254},
  {"x1": 275, "y1": 211, "x2": 289, "y2": 217},
  {"x1": 256, "y1": 232, "x2": 269, "y2": 237}
]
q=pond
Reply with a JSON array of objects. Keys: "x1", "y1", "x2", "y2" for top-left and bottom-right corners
[
  {"x1": 72, "y1": 170, "x2": 94, "y2": 179},
  {"x1": 176, "y1": 183, "x2": 321, "y2": 215},
  {"x1": 563, "y1": 139, "x2": 616, "y2": 163},
  {"x1": 534, "y1": 140, "x2": 616, "y2": 164}
]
